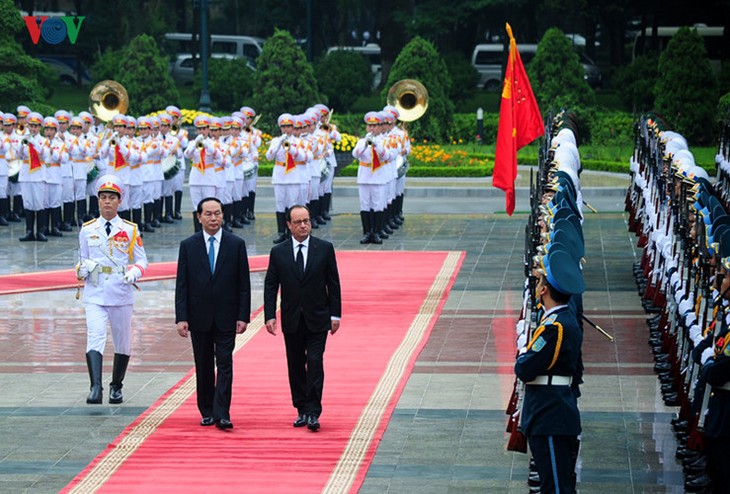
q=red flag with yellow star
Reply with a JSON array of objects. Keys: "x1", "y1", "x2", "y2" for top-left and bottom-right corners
[{"x1": 493, "y1": 23, "x2": 544, "y2": 215}]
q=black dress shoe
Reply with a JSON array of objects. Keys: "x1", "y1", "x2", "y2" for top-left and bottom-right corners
[
  {"x1": 216, "y1": 418, "x2": 234, "y2": 429},
  {"x1": 200, "y1": 416, "x2": 215, "y2": 426},
  {"x1": 307, "y1": 415, "x2": 320, "y2": 431},
  {"x1": 293, "y1": 414, "x2": 308, "y2": 428}
]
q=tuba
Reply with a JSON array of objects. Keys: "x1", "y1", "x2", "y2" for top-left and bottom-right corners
[
  {"x1": 386, "y1": 79, "x2": 428, "y2": 122},
  {"x1": 89, "y1": 80, "x2": 129, "y2": 123}
]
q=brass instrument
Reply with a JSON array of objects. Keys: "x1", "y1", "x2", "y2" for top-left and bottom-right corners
[
  {"x1": 89, "y1": 80, "x2": 129, "y2": 123},
  {"x1": 244, "y1": 114, "x2": 262, "y2": 133},
  {"x1": 386, "y1": 79, "x2": 429, "y2": 122},
  {"x1": 321, "y1": 110, "x2": 335, "y2": 131},
  {"x1": 196, "y1": 139, "x2": 205, "y2": 149},
  {"x1": 365, "y1": 132, "x2": 374, "y2": 147},
  {"x1": 281, "y1": 135, "x2": 291, "y2": 149},
  {"x1": 170, "y1": 124, "x2": 179, "y2": 136},
  {"x1": 15, "y1": 123, "x2": 25, "y2": 135}
]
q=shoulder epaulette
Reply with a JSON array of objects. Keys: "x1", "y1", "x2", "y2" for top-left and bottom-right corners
[
  {"x1": 82, "y1": 218, "x2": 96, "y2": 226},
  {"x1": 122, "y1": 219, "x2": 138, "y2": 227}
]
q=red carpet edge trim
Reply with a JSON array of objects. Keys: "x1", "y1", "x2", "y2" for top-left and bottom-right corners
[
  {"x1": 66, "y1": 307, "x2": 269, "y2": 494},
  {"x1": 324, "y1": 250, "x2": 465, "y2": 493}
]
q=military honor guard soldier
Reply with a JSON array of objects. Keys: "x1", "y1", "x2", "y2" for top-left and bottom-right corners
[
  {"x1": 16, "y1": 112, "x2": 49, "y2": 242},
  {"x1": 76, "y1": 174, "x2": 147, "y2": 404}
]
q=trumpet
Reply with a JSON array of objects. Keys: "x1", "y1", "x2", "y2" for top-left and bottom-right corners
[
  {"x1": 365, "y1": 132, "x2": 374, "y2": 147},
  {"x1": 281, "y1": 135, "x2": 291, "y2": 149},
  {"x1": 170, "y1": 124, "x2": 179, "y2": 136},
  {"x1": 196, "y1": 139, "x2": 205, "y2": 149},
  {"x1": 15, "y1": 123, "x2": 25, "y2": 135}
]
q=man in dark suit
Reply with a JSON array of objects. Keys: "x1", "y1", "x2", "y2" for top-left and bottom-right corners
[
  {"x1": 264, "y1": 204, "x2": 341, "y2": 431},
  {"x1": 175, "y1": 197, "x2": 251, "y2": 430}
]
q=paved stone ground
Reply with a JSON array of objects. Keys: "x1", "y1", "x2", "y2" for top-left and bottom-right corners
[{"x1": 0, "y1": 175, "x2": 684, "y2": 493}]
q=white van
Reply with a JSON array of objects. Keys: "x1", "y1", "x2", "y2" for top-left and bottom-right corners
[
  {"x1": 163, "y1": 33, "x2": 265, "y2": 62},
  {"x1": 631, "y1": 25, "x2": 725, "y2": 72},
  {"x1": 471, "y1": 43, "x2": 602, "y2": 90},
  {"x1": 326, "y1": 44, "x2": 382, "y2": 88}
]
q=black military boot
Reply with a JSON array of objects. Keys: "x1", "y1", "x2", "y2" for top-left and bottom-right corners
[
  {"x1": 359, "y1": 211, "x2": 371, "y2": 244},
  {"x1": 192, "y1": 212, "x2": 202, "y2": 233},
  {"x1": 119, "y1": 209, "x2": 131, "y2": 221},
  {"x1": 60, "y1": 202, "x2": 74, "y2": 231},
  {"x1": 142, "y1": 204, "x2": 155, "y2": 232},
  {"x1": 375, "y1": 211, "x2": 389, "y2": 239},
  {"x1": 49, "y1": 207, "x2": 63, "y2": 237},
  {"x1": 88, "y1": 195, "x2": 99, "y2": 219},
  {"x1": 76, "y1": 199, "x2": 88, "y2": 225},
  {"x1": 273, "y1": 212, "x2": 287, "y2": 244},
  {"x1": 162, "y1": 196, "x2": 174, "y2": 223},
  {"x1": 370, "y1": 211, "x2": 382, "y2": 244},
  {"x1": 0, "y1": 197, "x2": 9, "y2": 226},
  {"x1": 132, "y1": 208, "x2": 143, "y2": 230},
  {"x1": 151, "y1": 199, "x2": 162, "y2": 227},
  {"x1": 239, "y1": 196, "x2": 251, "y2": 226},
  {"x1": 109, "y1": 353, "x2": 130, "y2": 404},
  {"x1": 222, "y1": 204, "x2": 233, "y2": 232},
  {"x1": 320, "y1": 193, "x2": 332, "y2": 221},
  {"x1": 35, "y1": 209, "x2": 49, "y2": 242},
  {"x1": 19, "y1": 211, "x2": 36, "y2": 242},
  {"x1": 86, "y1": 350, "x2": 103, "y2": 404},
  {"x1": 231, "y1": 201, "x2": 245, "y2": 228},
  {"x1": 9, "y1": 195, "x2": 23, "y2": 222},
  {"x1": 247, "y1": 192, "x2": 256, "y2": 220},
  {"x1": 173, "y1": 191, "x2": 183, "y2": 219}
]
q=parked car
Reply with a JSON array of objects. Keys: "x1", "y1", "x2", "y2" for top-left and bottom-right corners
[
  {"x1": 326, "y1": 44, "x2": 382, "y2": 88},
  {"x1": 163, "y1": 33, "x2": 265, "y2": 61},
  {"x1": 169, "y1": 53, "x2": 255, "y2": 85},
  {"x1": 471, "y1": 43, "x2": 602, "y2": 90},
  {"x1": 37, "y1": 55, "x2": 91, "y2": 86}
]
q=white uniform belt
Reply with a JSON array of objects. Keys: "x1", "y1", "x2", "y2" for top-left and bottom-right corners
[
  {"x1": 100, "y1": 266, "x2": 125, "y2": 275},
  {"x1": 527, "y1": 375, "x2": 572, "y2": 386}
]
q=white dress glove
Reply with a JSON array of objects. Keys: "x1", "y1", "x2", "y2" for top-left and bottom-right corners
[
  {"x1": 701, "y1": 347, "x2": 714, "y2": 365},
  {"x1": 516, "y1": 333, "x2": 527, "y2": 352},
  {"x1": 77, "y1": 259, "x2": 98, "y2": 279},
  {"x1": 123, "y1": 266, "x2": 142, "y2": 285}
]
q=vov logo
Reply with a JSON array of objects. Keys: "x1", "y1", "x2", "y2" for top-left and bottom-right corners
[{"x1": 23, "y1": 16, "x2": 85, "y2": 45}]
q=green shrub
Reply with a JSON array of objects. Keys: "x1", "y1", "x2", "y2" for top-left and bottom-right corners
[
  {"x1": 444, "y1": 52, "x2": 479, "y2": 103},
  {"x1": 193, "y1": 58, "x2": 254, "y2": 113},
  {"x1": 315, "y1": 51, "x2": 372, "y2": 113},
  {"x1": 382, "y1": 36, "x2": 454, "y2": 143},
  {"x1": 655, "y1": 27, "x2": 719, "y2": 146},
  {"x1": 447, "y1": 113, "x2": 499, "y2": 145},
  {"x1": 91, "y1": 48, "x2": 124, "y2": 83},
  {"x1": 612, "y1": 55, "x2": 658, "y2": 111},
  {"x1": 252, "y1": 29, "x2": 321, "y2": 133},
  {"x1": 528, "y1": 28, "x2": 595, "y2": 113},
  {"x1": 117, "y1": 34, "x2": 180, "y2": 115}
]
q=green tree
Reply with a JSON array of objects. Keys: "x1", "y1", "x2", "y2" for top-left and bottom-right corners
[
  {"x1": 193, "y1": 58, "x2": 255, "y2": 112},
  {"x1": 528, "y1": 27, "x2": 595, "y2": 112},
  {"x1": 315, "y1": 50, "x2": 372, "y2": 113},
  {"x1": 116, "y1": 34, "x2": 180, "y2": 115},
  {"x1": 443, "y1": 53, "x2": 478, "y2": 103},
  {"x1": 252, "y1": 29, "x2": 320, "y2": 132},
  {"x1": 612, "y1": 54, "x2": 658, "y2": 112},
  {"x1": 382, "y1": 36, "x2": 454, "y2": 143},
  {"x1": 0, "y1": 0, "x2": 55, "y2": 111},
  {"x1": 654, "y1": 27, "x2": 719, "y2": 146}
]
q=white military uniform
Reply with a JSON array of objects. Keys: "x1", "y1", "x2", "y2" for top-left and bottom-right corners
[{"x1": 78, "y1": 215, "x2": 147, "y2": 354}]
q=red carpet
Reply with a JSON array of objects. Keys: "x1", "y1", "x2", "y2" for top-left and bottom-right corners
[
  {"x1": 0, "y1": 255, "x2": 270, "y2": 295},
  {"x1": 61, "y1": 250, "x2": 464, "y2": 494}
]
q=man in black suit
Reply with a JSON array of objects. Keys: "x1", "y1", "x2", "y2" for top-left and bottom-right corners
[
  {"x1": 264, "y1": 204, "x2": 341, "y2": 431},
  {"x1": 175, "y1": 197, "x2": 251, "y2": 430}
]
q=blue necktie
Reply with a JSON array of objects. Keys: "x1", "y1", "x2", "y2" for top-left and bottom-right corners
[{"x1": 208, "y1": 236, "x2": 216, "y2": 273}]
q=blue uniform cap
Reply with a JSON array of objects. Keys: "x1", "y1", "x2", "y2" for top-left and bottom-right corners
[{"x1": 544, "y1": 248, "x2": 585, "y2": 295}]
